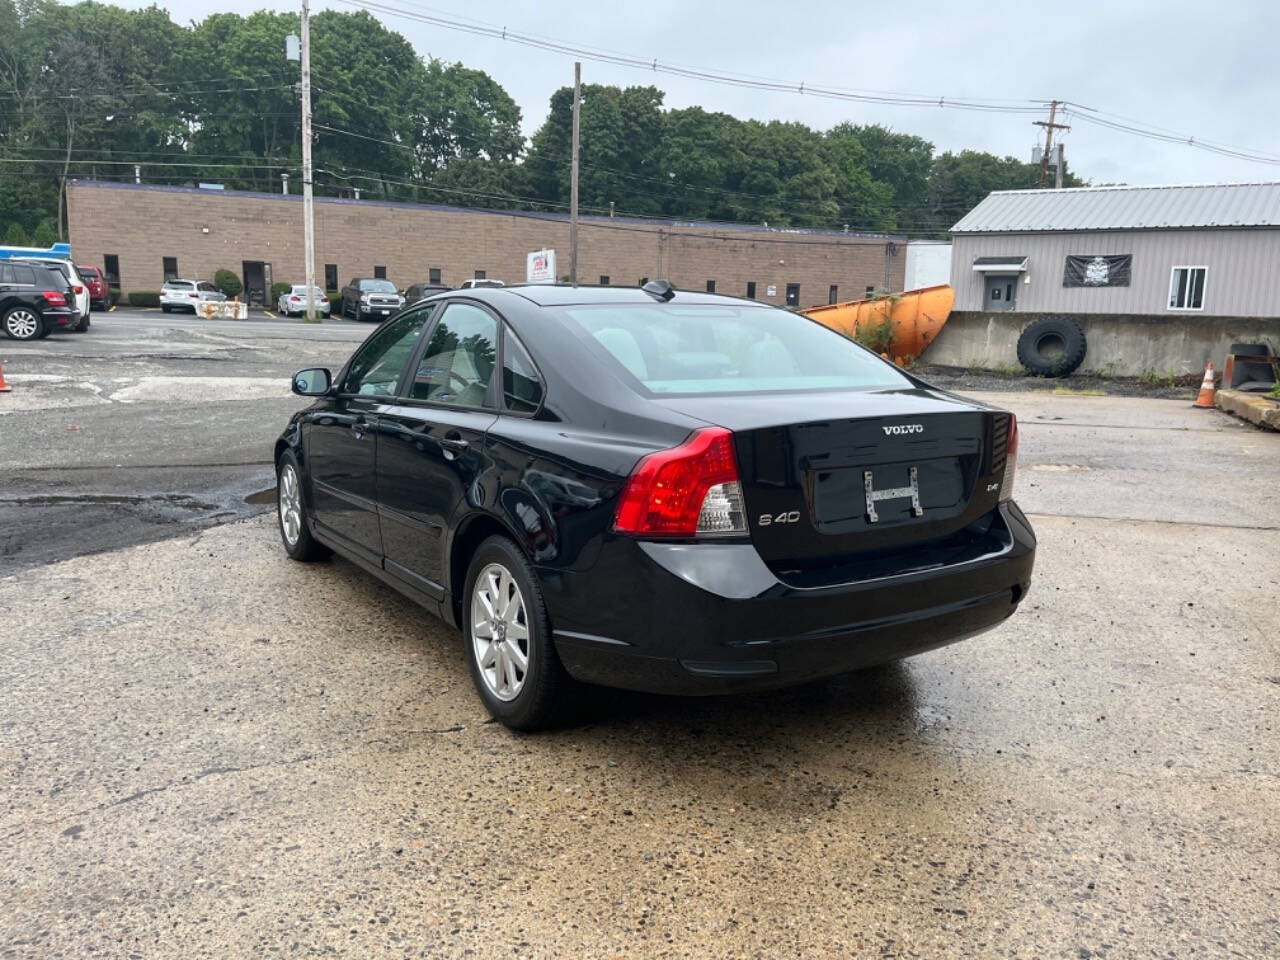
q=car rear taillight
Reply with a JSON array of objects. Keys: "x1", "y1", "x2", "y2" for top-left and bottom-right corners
[
  {"x1": 73, "y1": 284, "x2": 83, "y2": 294},
  {"x1": 999, "y1": 415, "x2": 1018, "y2": 502},
  {"x1": 188, "y1": 292, "x2": 198, "y2": 298},
  {"x1": 613, "y1": 427, "x2": 746, "y2": 537},
  {"x1": 290, "y1": 295, "x2": 301, "y2": 301},
  {"x1": 41, "y1": 290, "x2": 67, "y2": 306}
]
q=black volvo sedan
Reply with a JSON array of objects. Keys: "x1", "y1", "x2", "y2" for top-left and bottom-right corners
[{"x1": 276, "y1": 282, "x2": 1035, "y2": 729}]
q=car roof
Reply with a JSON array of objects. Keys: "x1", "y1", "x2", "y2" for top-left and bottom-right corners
[{"x1": 475, "y1": 283, "x2": 770, "y2": 308}]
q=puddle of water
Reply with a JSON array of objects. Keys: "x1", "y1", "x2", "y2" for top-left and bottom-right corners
[{"x1": 244, "y1": 487, "x2": 277, "y2": 505}]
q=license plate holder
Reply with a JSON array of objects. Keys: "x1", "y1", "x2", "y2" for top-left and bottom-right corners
[{"x1": 863, "y1": 466, "x2": 924, "y2": 523}]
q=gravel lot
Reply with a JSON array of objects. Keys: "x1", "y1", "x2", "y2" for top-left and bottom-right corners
[{"x1": 2, "y1": 312, "x2": 1277, "y2": 958}]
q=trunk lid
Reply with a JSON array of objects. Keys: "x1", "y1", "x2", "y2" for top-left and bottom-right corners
[{"x1": 653, "y1": 387, "x2": 1011, "y2": 573}]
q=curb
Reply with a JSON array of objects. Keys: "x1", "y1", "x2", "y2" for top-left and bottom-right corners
[{"x1": 1215, "y1": 389, "x2": 1280, "y2": 431}]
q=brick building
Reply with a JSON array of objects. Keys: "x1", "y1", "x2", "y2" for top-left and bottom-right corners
[{"x1": 67, "y1": 180, "x2": 905, "y2": 308}]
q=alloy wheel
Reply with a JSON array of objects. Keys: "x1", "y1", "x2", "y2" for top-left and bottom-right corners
[
  {"x1": 278, "y1": 463, "x2": 302, "y2": 547},
  {"x1": 5, "y1": 309, "x2": 38, "y2": 340},
  {"x1": 471, "y1": 562, "x2": 531, "y2": 701}
]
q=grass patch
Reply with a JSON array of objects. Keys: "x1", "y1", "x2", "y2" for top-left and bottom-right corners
[{"x1": 1051, "y1": 386, "x2": 1108, "y2": 397}]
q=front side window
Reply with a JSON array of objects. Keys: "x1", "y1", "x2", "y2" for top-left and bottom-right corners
[
  {"x1": 502, "y1": 328, "x2": 543, "y2": 413},
  {"x1": 560, "y1": 303, "x2": 911, "y2": 395},
  {"x1": 1168, "y1": 266, "x2": 1206, "y2": 311},
  {"x1": 342, "y1": 307, "x2": 431, "y2": 396},
  {"x1": 409, "y1": 302, "x2": 498, "y2": 406}
]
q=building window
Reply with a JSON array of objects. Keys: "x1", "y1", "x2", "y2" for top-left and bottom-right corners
[
  {"x1": 865, "y1": 285, "x2": 876, "y2": 298},
  {"x1": 103, "y1": 254, "x2": 120, "y2": 287},
  {"x1": 746, "y1": 281, "x2": 756, "y2": 299},
  {"x1": 599, "y1": 275, "x2": 610, "y2": 286},
  {"x1": 162, "y1": 256, "x2": 178, "y2": 281},
  {"x1": 374, "y1": 265, "x2": 387, "y2": 279},
  {"x1": 706, "y1": 279, "x2": 716, "y2": 293},
  {"x1": 324, "y1": 264, "x2": 338, "y2": 290},
  {"x1": 1168, "y1": 266, "x2": 1206, "y2": 311},
  {"x1": 474, "y1": 269, "x2": 486, "y2": 280},
  {"x1": 828, "y1": 284, "x2": 839, "y2": 304},
  {"x1": 429, "y1": 267, "x2": 441, "y2": 284},
  {"x1": 785, "y1": 283, "x2": 800, "y2": 307}
]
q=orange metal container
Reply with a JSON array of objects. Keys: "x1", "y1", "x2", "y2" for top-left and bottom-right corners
[{"x1": 801, "y1": 284, "x2": 955, "y2": 362}]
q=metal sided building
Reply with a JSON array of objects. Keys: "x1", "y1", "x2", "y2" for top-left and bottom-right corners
[{"x1": 930, "y1": 182, "x2": 1280, "y2": 375}]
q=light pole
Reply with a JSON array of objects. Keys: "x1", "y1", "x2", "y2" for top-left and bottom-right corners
[{"x1": 300, "y1": 0, "x2": 317, "y2": 322}]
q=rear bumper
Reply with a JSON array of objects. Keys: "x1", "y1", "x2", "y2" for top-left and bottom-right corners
[
  {"x1": 43, "y1": 306, "x2": 75, "y2": 330},
  {"x1": 541, "y1": 503, "x2": 1036, "y2": 695}
]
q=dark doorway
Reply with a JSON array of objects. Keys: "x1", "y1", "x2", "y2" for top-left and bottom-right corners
[
  {"x1": 242, "y1": 260, "x2": 270, "y2": 306},
  {"x1": 785, "y1": 283, "x2": 800, "y2": 307},
  {"x1": 162, "y1": 256, "x2": 178, "y2": 281}
]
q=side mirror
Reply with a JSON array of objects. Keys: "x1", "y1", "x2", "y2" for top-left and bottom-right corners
[{"x1": 292, "y1": 367, "x2": 332, "y2": 396}]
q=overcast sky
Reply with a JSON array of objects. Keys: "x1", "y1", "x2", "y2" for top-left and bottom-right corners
[{"x1": 134, "y1": 0, "x2": 1280, "y2": 186}]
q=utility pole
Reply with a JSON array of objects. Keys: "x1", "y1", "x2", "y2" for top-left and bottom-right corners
[
  {"x1": 1054, "y1": 143, "x2": 1065, "y2": 190},
  {"x1": 1034, "y1": 100, "x2": 1070, "y2": 189},
  {"x1": 569, "y1": 61, "x2": 580, "y2": 286},
  {"x1": 300, "y1": 0, "x2": 318, "y2": 321}
]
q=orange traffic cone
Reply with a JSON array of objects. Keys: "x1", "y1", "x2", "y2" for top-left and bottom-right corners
[
  {"x1": 1193, "y1": 362, "x2": 1216, "y2": 408},
  {"x1": 0, "y1": 360, "x2": 11, "y2": 393}
]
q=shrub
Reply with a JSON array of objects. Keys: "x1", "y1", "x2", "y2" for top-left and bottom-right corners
[
  {"x1": 108, "y1": 287, "x2": 120, "y2": 306},
  {"x1": 128, "y1": 290, "x2": 160, "y2": 307},
  {"x1": 270, "y1": 281, "x2": 291, "y2": 302},
  {"x1": 854, "y1": 316, "x2": 894, "y2": 354},
  {"x1": 212, "y1": 268, "x2": 243, "y2": 298},
  {"x1": 326, "y1": 291, "x2": 342, "y2": 308}
]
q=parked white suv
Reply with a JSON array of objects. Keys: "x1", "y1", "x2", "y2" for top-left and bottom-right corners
[{"x1": 160, "y1": 279, "x2": 226, "y2": 313}]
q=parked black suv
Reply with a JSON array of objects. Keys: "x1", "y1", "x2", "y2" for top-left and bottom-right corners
[
  {"x1": 339, "y1": 278, "x2": 404, "y2": 321},
  {"x1": 0, "y1": 261, "x2": 80, "y2": 340},
  {"x1": 403, "y1": 281, "x2": 450, "y2": 304}
]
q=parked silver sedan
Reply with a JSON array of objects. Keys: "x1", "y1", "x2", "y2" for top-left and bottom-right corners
[{"x1": 277, "y1": 285, "x2": 331, "y2": 317}]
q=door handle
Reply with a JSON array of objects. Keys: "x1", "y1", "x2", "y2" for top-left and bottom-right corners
[
  {"x1": 439, "y1": 432, "x2": 469, "y2": 460},
  {"x1": 351, "y1": 417, "x2": 371, "y2": 439}
]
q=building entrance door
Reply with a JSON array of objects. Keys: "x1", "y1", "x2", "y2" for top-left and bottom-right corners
[
  {"x1": 242, "y1": 261, "x2": 271, "y2": 306},
  {"x1": 984, "y1": 274, "x2": 1017, "y2": 311}
]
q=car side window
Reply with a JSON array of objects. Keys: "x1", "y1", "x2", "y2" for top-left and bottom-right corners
[
  {"x1": 341, "y1": 307, "x2": 431, "y2": 397},
  {"x1": 502, "y1": 327, "x2": 543, "y2": 414},
  {"x1": 408, "y1": 302, "x2": 498, "y2": 406},
  {"x1": 13, "y1": 265, "x2": 36, "y2": 286}
]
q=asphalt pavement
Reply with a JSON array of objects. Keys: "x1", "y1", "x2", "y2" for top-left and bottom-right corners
[{"x1": 1, "y1": 311, "x2": 1278, "y2": 958}]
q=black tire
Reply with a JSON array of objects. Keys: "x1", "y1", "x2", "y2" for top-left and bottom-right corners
[
  {"x1": 73, "y1": 312, "x2": 90, "y2": 332},
  {"x1": 462, "y1": 535, "x2": 576, "y2": 731},
  {"x1": 161, "y1": 304, "x2": 171, "y2": 313},
  {"x1": 276, "y1": 451, "x2": 331, "y2": 562},
  {"x1": 1016, "y1": 315, "x2": 1087, "y2": 377},
  {"x1": 2, "y1": 305, "x2": 44, "y2": 341}
]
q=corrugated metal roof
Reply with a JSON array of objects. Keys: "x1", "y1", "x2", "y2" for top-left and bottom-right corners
[{"x1": 952, "y1": 182, "x2": 1280, "y2": 233}]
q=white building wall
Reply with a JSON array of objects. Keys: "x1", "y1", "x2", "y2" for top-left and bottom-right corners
[{"x1": 904, "y1": 240, "x2": 952, "y2": 290}]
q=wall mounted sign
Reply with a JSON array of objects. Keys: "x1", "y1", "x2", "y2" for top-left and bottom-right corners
[{"x1": 1064, "y1": 255, "x2": 1131, "y2": 287}]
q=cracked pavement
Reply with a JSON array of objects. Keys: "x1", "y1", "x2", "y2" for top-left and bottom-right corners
[{"x1": 1, "y1": 313, "x2": 1278, "y2": 958}]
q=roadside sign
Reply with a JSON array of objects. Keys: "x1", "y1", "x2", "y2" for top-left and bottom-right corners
[{"x1": 526, "y1": 249, "x2": 556, "y2": 284}]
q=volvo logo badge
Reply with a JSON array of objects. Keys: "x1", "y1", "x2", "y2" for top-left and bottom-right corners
[{"x1": 882, "y1": 424, "x2": 924, "y2": 436}]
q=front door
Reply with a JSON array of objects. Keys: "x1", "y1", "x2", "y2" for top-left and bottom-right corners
[
  {"x1": 376, "y1": 301, "x2": 501, "y2": 592},
  {"x1": 242, "y1": 260, "x2": 266, "y2": 305},
  {"x1": 305, "y1": 308, "x2": 432, "y2": 562},
  {"x1": 984, "y1": 274, "x2": 1017, "y2": 311}
]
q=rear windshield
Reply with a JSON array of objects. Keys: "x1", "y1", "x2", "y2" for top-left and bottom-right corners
[
  {"x1": 557, "y1": 303, "x2": 912, "y2": 395},
  {"x1": 361, "y1": 279, "x2": 397, "y2": 293},
  {"x1": 164, "y1": 280, "x2": 193, "y2": 289}
]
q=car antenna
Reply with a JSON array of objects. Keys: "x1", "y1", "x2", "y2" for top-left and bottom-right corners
[{"x1": 641, "y1": 279, "x2": 675, "y2": 302}]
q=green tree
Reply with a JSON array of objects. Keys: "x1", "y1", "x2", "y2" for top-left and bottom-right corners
[
  {"x1": 213, "y1": 268, "x2": 243, "y2": 297},
  {"x1": 2, "y1": 221, "x2": 28, "y2": 245},
  {"x1": 31, "y1": 219, "x2": 55, "y2": 247}
]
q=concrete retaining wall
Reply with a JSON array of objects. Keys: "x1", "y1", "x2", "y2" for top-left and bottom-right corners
[{"x1": 924, "y1": 311, "x2": 1280, "y2": 377}]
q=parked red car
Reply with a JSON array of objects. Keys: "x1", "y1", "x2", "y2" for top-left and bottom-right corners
[{"x1": 77, "y1": 264, "x2": 111, "y2": 310}]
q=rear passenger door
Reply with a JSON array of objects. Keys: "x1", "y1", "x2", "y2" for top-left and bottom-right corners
[{"x1": 375, "y1": 301, "x2": 501, "y2": 594}]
